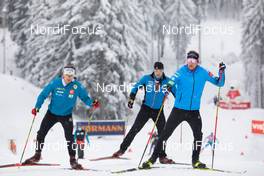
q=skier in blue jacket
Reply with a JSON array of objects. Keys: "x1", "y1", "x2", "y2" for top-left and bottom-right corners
[
  {"x1": 112, "y1": 62, "x2": 177, "y2": 164},
  {"x1": 23, "y1": 64, "x2": 99, "y2": 170},
  {"x1": 143, "y1": 50, "x2": 226, "y2": 169}
]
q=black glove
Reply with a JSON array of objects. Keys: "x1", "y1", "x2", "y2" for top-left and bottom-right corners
[
  {"x1": 219, "y1": 62, "x2": 226, "y2": 73},
  {"x1": 128, "y1": 98, "x2": 134, "y2": 109},
  {"x1": 128, "y1": 93, "x2": 135, "y2": 109}
]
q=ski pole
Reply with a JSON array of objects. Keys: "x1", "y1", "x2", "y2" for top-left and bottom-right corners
[
  {"x1": 87, "y1": 107, "x2": 96, "y2": 139},
  {"x1": 123, "y1": 110, "x2": 130, "y2": 139},
  {"x1": 211, "y1": 87, "x2": 221, "y2": 169},
  {"x1": 19, "y1": 115, "x2": 36, "y2": 164},
  {"x1": 76, "y1": 107, "x2": 95, "y2": 162},
  {"x1": 180, "y1": 123, "x2": 183, "y2": 144},
  {"x1": 87, "y1": 107, "x2": 95, "y2": 122},
  {"x1": 211, "y1": 64, "x2": 225, "y2": 168},
  {"x1": 138, "y1": 94, "x2": 168, "y2": 168}
]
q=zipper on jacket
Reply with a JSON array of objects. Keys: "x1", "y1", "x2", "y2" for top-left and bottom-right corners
[
  {"x1": 179, "y1": 93, "x2": 182, "y2": 102},
  {"x1": 151, "y1": 80, "x2": 158, "y2": 108},
  {"x1": 190, "y1": 72, "x2": 195, "y2": 110}
]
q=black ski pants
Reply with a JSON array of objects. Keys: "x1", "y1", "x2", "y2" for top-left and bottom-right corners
[
  {"x1": 150, "y1": 107, "x2": 203, "y2": 163},
  {"x1": 120, "y1": 104, "x2": 167, "y2": 158},
  {"x1": 35, "y1": 110, "x2": 76, "y2": 157}
]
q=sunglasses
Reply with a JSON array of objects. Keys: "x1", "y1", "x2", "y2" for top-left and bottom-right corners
[{"x1": 187, "y1": 58, "x2": 198, "y2": 64}]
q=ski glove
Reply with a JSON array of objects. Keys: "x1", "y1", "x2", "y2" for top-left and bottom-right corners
[
  {"x1": 128, "y1": 93, "x2": 136, "y2": 109},
  {"x1": 92, "y1": 99, "x2": 100, "y2": 109},
  {"x1": 31, "y1": 108, "x2": 39, "y2": 116},
  {"x1": 165, "y1": 80, "x2": 174, "y2": 92},
  {"x1": 128, "y1": 98, "x2": 134, "y2": 109},
  {"x1": 219, "y1": 62, "x2": 226, "y2": 73}
]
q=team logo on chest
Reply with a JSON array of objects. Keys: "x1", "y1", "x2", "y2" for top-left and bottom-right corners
[
  {"x1": 68, "y1": 89, "x2": 75, "y2": 98},
  {"x1": 73, "y1": 84, "x2": 78, "y2": 89},
  {"x1": 55, "y1": 87, "x2": 65, "y2": 96},
  {"x1": 70, "y1": 89, "x2": 75, "y2": 94}
]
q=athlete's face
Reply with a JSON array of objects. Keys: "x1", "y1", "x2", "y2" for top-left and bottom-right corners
[
  {"x1": 154, "y1": 69, "x2": 163, "y2": 78},
  {"x1": 63, "y1": 74, "x2": 74, "y2": 84},
  {"x1": 187, "y1": 58, "x2": 198, "y2": 71}
]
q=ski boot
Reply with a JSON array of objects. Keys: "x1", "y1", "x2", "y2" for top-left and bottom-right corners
[
  {"x1": 23, "y1": 152, "x2": 41, "y2": 164},
  {"x1": 159, "y1": 156, "x2": 175, "y2": 164},
  {"x1": 112, "y1": 149, "x2": 124, "y2": 158},
  {"x1": 192, "y1": 160, "x2": 207, "y2": 169},
  {"x1": 142, "y1": 158, "x2": 155, "y2": 169},
  {"x1": 70, "y1": 156, "x2": 83, "y2": 170}
]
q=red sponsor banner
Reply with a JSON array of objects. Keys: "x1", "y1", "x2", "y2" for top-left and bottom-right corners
[
  {"x1": 252, "y1": 120, "x2": 264, "y2": 134},
  {"x1": 219, "y1": 101, "x2": 251, "y2": 109}
]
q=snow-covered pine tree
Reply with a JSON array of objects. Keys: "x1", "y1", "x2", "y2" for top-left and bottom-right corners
[
  {"x1": 139, "y1": 0, "x2": 165, "y2": 64},
  {"x1": 204, "y1": 0, "x2": 242, "y2": 20},
  {"x1": 18, "y1": 0, "x2": 67, "y2": 85},
  {"x1": 74, "y1": 0, "x2": 149, "y2": 120},
  {"x1": 164, "y1": 0, "x2": 198, "y2": 67},
  {"x1": 115, "y1": 0, "x2": 149, "y2": 75},
  {"x1": 19, "y1": 0, "x2": 95, "y2": 86},
  {"x1": 7, "y1": 0, "x2": 30, "y2": 72},
  {"x1": 241, "y1": 0, "x2": 264, "y2": 108},
  {"x1": 7, "y1": 0, "x2": 30, "y2": 44},
  {"x1": 8, "y1": 0, "x2": 151, "y2": 119}
]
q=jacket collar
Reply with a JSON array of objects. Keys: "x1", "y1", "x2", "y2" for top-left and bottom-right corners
[
  {"x1": 184, "y1": 64, "x2": 200, "y2": 73},
  {"x1": 61, "y1": 78, "x2": 75, "y2": 86},
  {"x1": 150, "y1": 72, "x2": 166, "y2": 81}
]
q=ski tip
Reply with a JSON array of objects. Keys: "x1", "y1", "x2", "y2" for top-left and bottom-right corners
[{"x1": 15, "y1": 163, "x2": 22, "y2": 166}]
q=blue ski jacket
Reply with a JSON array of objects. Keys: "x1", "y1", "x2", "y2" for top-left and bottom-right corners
[
  {"x1": 130, "y1": 72, "x2": 176, "y2": 110},
  {"x1": 169, "y1": 65, "x2": 225, "y2": 110},
  {"x1": 35, "y1": 77, "x2": 93, "y2": 116}
]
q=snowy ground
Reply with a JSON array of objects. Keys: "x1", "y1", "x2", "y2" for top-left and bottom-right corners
[{"x1": 0, "y1": 73, "x2": 264, "y2": 176}]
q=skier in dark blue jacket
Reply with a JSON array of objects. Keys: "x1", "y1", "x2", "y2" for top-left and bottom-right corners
[
  {"x1": 143, "y1": 50, "x2": 226, "y2": 169},
  {"x1": 23, "y1": 64, "x2": 99, "y2": 170},
  {"x1": 112, "y1": 62, "x2": 177, "y2": 164}
]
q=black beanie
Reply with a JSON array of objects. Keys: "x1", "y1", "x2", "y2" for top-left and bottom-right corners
[
  {"x1": 187, "y1": 51, "x2": 199, "y2": 60},
  {"x1": 64, "y1": 64, "x2": 76, "y2": 70},
  {"x1": 154, "y1": 62, "x2": 164, "y2": 70}
]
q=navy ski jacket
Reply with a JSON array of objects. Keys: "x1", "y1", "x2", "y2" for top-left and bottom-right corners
[{"x1": 130, "y1": 73, "x2": 176, "y2": 110}]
